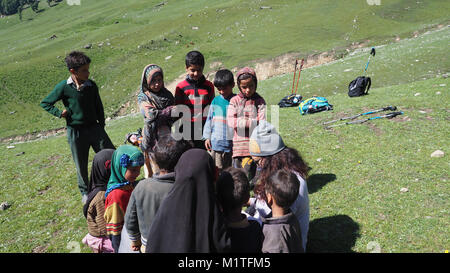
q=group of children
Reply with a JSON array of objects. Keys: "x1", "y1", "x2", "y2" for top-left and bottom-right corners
[{"x1": 40, "y1": 50, "x2": 311, "y2": 253}]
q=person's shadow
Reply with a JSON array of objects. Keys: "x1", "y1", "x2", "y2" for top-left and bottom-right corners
[
  {"x1": 307, "y1": 173, "x2": 336, "y2": 194},
  {"x1": 306, "y1": 215, "x2": 360, "y2": 253}
]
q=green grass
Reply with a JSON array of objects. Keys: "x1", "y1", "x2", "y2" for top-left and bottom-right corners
[
  {"x1": 0, "y1": 0, "x2": 449, "y2": 138},
  {"x1": 1, "y1": 21, "x2": 449, "y2": 251}
]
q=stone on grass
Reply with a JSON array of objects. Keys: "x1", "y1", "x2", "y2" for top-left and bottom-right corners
[{"x1": 430, "y1": 150, "x2": 444, "y2": 158}]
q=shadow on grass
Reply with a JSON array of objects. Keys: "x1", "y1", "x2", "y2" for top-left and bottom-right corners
[
  {"x1": 306, "y1": 215, "x2": 360, "y2": 253},
  {"x1": 307, "y1": 173, "x2": 336, "y2": 194}
]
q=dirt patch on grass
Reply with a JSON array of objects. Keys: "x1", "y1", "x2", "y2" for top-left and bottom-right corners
[
  {"x1": 367, "y1": 123, "x2": 383, "y2": 136},
  {"x1": 1, "y1": 127, "x2": 66, "y2": 144},
  {"x1": 32, "y1": 245, "x2": 48, "y2": 253}
]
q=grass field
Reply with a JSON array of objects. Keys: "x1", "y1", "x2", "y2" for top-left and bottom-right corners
[
  {"x1": 0, "y1": 0, "x2": 449, "y2": 253},
  {"x1": 0, "y1": 0, "x2": 449, "y2": 138}
]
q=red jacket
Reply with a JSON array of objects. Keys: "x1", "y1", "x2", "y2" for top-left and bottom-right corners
[
  {"x1": 227, "y1": 92, "x2": 266, "y2": 158},
  {"x1": 174, "y1": 76, "x2": 215, "y2": 123}
]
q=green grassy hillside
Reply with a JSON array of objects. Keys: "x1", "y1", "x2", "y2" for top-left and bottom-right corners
[
  {"x1": 0, "y1": 0, "x2": 449, "y2": 138},
  {"x1": 0, "y1": 16, "x2": 448, "y2": 252}
]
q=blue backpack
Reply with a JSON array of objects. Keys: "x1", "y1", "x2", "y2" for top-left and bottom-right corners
[{"x1": 299, "y1": 97, "x2": 333, "y2": 115}]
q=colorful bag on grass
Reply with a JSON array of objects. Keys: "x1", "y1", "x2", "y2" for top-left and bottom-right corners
[{"x1": 299, "y1": 97, "x2": 333, "y2": 115}]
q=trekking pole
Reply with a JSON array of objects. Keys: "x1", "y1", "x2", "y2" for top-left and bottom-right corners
[
  {"x1": 323, "y1": 106, "x2": 397, "y2": 125},
  {"x1": 291, "y1": 59, "x2": 298, "y2": 95},
  {"x1": 325, "y1": 111, "x2": 403, "y2": 129},
  {"x1": 363, "y1": 47, "x2": 376, "y2": 76},
  {"x1": 294, "y1": 59, "x2": 305, "y2": 95}
]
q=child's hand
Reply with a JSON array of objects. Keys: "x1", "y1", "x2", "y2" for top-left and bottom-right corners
[
  {"x1": 61, "y1": 110, "x2": 68, "y2": 118},
  {"x1": 205, "y1": 139, "x2": 212, "y2": 151},
  {"x1": 131, "y1": 241, "x2": 142, "y2": 252},
  {"x1": 131, "y1": 245, "x2": 140, "y2": 252}
]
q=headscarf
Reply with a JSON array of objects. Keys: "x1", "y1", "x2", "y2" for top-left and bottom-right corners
[
  {"x1": 137, "y1": 64, "x2": 175, "y2": 152},
  {"x1": 83, "y1": 149, "x2": 115, "y2": 218},
  {"x1": 105, "y1": 145, "x2": 144, "y2": 198},
  {"x1": 137, "y1": 64, "x2": 174, "y2": 110},
  {"x1": 236, "y1": 67, "x2": 258, "y2": 97},
  {"x1": 145, "y1": 149, "x2": 231, "y2": 253}
]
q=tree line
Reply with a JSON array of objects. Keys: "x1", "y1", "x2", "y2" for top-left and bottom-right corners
[{"x1": 0, "y1": 0, "x2": 63, "y2": 19}]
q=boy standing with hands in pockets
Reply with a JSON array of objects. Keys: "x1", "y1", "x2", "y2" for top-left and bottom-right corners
[{"x1": 40, "y1": 51, "x2": 115, "y2": 203}]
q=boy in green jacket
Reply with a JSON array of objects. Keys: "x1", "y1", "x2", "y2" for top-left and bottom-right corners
[{"x1": 40, "y1": 51, "x2": 115, "y2": 203}]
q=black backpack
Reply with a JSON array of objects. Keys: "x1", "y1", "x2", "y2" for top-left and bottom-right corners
[
  {"x1": 348, "y1": 76, "x2": 371, "y2": 97},
  {"x1": 278, "y1": 94, "x2": 302, "y2": 108}
]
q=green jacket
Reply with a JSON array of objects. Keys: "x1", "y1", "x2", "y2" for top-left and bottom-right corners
[{"x1": 40, "y1": 78, "x2": 105, "y2": 127}]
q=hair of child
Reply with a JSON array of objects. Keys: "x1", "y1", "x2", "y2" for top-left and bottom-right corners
[
  {"x1": 185, "y1": 50, "x2": 205, "y2": 68},
  {"x1": 214, "y1": 69, "x2": 235, "y2": 89},
  {"x1": 254, "y1": 147, "x2": 309, "y2": 200},
  {"x1": 152, "y1": 135, "x2": 193, "y2": 172},
  {"x1": 265, "y1": 170, "x2": 299, "y2": 210},
  {"x1": 65, "y1": 51, "x2": 91, "y2": 71},
  {"x1": 216, "y1": 167, "x2": 250, "y2": 213}
]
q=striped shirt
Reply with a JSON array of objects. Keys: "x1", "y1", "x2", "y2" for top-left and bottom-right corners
[
  {"x1": 174, "y1": 75, "x2": 215, "y2": 123},
  {"x1": 227, "y1": 92, "x2": 266, "y2": 158},
  {"x1": 104, "y1": 186, "x2": 133, "y2": 236}
]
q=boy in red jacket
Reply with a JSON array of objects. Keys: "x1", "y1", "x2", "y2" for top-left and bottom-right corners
[{"x1": 174, "y1": 51, "x2": 215, "y2": 149}]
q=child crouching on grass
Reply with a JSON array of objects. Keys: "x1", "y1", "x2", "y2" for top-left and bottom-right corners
[
  {"x1": 104, "y1": 145, "x2": 144, "y2": 253},
  {"x1": 82, "y1": 149, "x2": 115, "y2": 253}
]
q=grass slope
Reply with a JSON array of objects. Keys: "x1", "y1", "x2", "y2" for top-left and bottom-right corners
[
  {"x1": 0, "y1": 0, "x2": 449, "y2": 138},
  {"x1": 0, "y1": 24, "x2": 448, "y2": 252}
]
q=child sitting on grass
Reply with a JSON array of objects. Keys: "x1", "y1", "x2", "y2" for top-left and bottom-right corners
[
  {"x1": 216, "y1": 167, "x2": 263, "y2": 253},
  {"x1": 137, "y1": 64, "x2": 175, "y2": 178},
  {"x1": 203, "y1": 69, "x2": 236, "y2": 171},
  {"x1": 261, "y1": 170, "x2": 304, "y2": 253},
  {"x1": 104, "y1": 145, "x2": 144, "y2": 253}
]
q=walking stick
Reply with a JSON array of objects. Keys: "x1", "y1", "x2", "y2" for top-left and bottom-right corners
[
  {"x1": 323, "y1": 106, "x2": 397, "y2": 125},
  {"x1": 325, "y1": 111, "x2": 403, "y2": 129},
  {"x1": 294, "y1": 58, "x2": 305, "y2": 95}
]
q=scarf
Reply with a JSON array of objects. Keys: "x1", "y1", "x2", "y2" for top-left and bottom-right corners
[
  {"x1": 137, "y1": 64, "x2": 174, "y2": 110},
  {"x1": 83, "y1": 149, "x2": 115, "y2": 218},
  {"x1": 105, "y1": 145, "x2": 144, "y2": 198}
]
